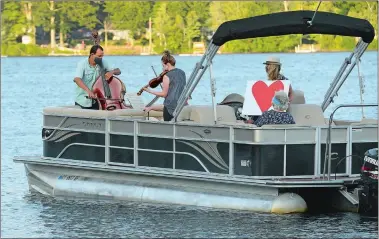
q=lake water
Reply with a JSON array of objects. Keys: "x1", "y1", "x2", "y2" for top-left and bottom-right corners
[{"x1": 1, "y1": 52, "x2": 378, "y2": 238}]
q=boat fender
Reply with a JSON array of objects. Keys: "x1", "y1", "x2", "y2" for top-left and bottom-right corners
[{"x1": 271, "y1": 192, "x2": 307, "y2": 214}]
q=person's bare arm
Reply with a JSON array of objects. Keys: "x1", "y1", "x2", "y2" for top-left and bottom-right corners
[
  {"x1": 145, "y1": 104, "x2": 164, "y2": 112},
  {"x1": 143, "y1": 76, "x2": 169, "y2": 97},
  {"x1": 74, "y1": 77, "x2": 95, "y2": 98},
  {"x1": 74, "y1": 77, "x2": 90, "y2": 92}
]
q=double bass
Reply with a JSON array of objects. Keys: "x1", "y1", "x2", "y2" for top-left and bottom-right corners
[{"x1": 90, "y1": 30, "x2": 131, "y2": 111}]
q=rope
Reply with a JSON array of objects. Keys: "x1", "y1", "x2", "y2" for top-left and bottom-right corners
[{"x1": 307, "y1": 1, "x2": 322, "y2": 26}]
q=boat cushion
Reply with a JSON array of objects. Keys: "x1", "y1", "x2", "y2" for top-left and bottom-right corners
[
  {"x1": 189, "y1": 105, "x2": 237, "y2": 124},
  {"x1": 288, "y1": 104, "x2": 329, "y2": 126},
  {"x1": 43, "y1": 106, "x2": 163, "y2": 118}
]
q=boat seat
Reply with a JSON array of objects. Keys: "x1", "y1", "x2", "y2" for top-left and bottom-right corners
[
  {"x1": 191, "y1": 105, "x2": 236, "y2": 124},
  {"x1": 260, "y1": 124, "x2": 307, "y2": 128},
  {"x1": 351, "y1": 118, "x2": 378, "y2": 126},
  {"x1": 43, "y1": 106, "x2": 163, "y2": 119},
  {"x1": 329, "y1": 118, "x2": 377, "y2": 126},
  {"x1": 176, "y1": 105, "x2": 193, "y2": 121},
  {"x1": 177, "y1": 105, "x2": 237, "y2": 125},
  {"x1": 332, "y1": 119, "x2": 360, "y2": 125},
  {"x1": 59, "y1": 105, "x2": 81, "y2": 109},
  {"x1": 288, "y1": 104, "x2": 332, "y2": 126},
  {"x1": 291, "y1": 90, "x2": 305, "y2": 104},
  {"x1": 146, "y1": 117, "x2": 160, "y2": 122}
]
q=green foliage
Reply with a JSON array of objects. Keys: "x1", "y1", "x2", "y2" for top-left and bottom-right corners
[
  {"x1": 1, "y1": 1, "x2": 27, "y2": 44},
  {"x1": 104, "y1": 1, "x2": 154, "y2": 39},
  {"x1": 57, "y1": 2, "x2": 99, "y2": 35},
  {"x1": 1, "y1": 43, "x2": 50, "y2": 56},
  {"x1": 1, "y1": 1, "x2": 378, "y2": 55},
  {"x1": 32, "y1": 2, "x2": 54, "y2": 32}
]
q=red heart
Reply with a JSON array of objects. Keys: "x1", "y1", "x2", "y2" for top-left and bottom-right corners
[{"x1": 252, "y1": 81, "x2": 284, "y2": 113}]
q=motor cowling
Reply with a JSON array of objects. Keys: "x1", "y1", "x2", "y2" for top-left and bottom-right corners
[
  {"x1": 218, "y1": 93, "x2": 251, "y2": 121},
  {"x1": 358, "y1": 148, "x2": 378, "y2": 216},
  {"x1": 361, "y1": 148, "x2": 378, "y2": 180}
]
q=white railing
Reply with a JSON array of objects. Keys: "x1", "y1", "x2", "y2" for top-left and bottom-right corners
[{"x1": 324, "y1": 103, "x2": 378, "y2": 180}]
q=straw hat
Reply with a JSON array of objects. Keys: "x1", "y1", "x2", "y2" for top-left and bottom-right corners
[{"x1": 263, "y1": 56, "x2": 281, "y2": 65}]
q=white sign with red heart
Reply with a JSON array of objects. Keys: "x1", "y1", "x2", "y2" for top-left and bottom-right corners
[{"x1": 242, "y1": 80, "x2": 291, "y2": 116}]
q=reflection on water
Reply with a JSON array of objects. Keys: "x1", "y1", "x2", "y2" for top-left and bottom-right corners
[
  {"x1": 1, "y1": 53, "x2": 378, "y2": 238},
  {"x1": 21, "y1": 193, "x2": 378, "y2": 238}
]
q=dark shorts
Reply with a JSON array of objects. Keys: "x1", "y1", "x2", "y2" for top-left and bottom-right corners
[
  {"x1": 252, "y1": 115, "x2": 260, "y2": 121},
  {"x1": 75, "y1": 100, "x2": 99, "y2": 110},
  {"x1": 163, "y1": 106, "x2": 173, "y2": 121}
]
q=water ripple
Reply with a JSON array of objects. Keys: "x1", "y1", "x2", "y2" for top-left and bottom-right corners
[{"x1": 1, "y1": 53, "x2": 378, "y2": 238}]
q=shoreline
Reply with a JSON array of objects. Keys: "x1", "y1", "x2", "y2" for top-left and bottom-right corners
[{"x1": 1, "y1": 49, "x2": 377, "y2": 58}]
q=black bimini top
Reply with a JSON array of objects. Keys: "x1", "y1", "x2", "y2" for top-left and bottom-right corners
[{"x1": 212, "y1": 11, "x2": 375, "y2": 46}]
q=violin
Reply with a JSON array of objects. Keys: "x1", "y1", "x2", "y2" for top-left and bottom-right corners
[{"x1": 137, "y1": 70, "x2": 169, "y2": 96}]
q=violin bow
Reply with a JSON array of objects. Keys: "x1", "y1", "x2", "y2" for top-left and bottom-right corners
[{"x1": 151, "y1": 65, "x2": 158, "y2": 77}]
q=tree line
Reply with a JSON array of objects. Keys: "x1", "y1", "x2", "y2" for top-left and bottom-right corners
[{"x1": 1, "y1": 1, "x2": 377, "y2": 55}]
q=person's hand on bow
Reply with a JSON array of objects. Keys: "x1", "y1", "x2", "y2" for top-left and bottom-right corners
[
  {"x1": 86, "y1": 90, "x2": 96, "y2": 99},
  {"x1": 143, "y1": 86, "x2": 152, "y2": 94}
]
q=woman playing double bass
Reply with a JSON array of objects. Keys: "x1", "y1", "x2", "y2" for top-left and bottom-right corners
[
  {"x1": 142, "y1": 50, "x2": 187, "y2": 121},
  {"x1": 73, "y1": 33, "x2": 121, "y2": 109}
]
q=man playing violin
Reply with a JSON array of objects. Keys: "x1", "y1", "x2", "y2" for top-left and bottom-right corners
[
  {"x1": 143, "y1": 50, "x2": 186, "y2": 121},
  {"x1": 73, "y1": 44, "x2": 121, "y2": 109}
]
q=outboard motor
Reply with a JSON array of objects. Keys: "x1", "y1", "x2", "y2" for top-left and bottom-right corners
[
  {"x1": 218, "y1": 93, "x2": 251, "y2": 121},
  {"x1": 358, "y1": 148, "x2": 378, "y2": 215}
]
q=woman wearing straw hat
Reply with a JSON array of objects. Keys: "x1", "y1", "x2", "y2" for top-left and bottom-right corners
[
  {"x1": 263, "y1": 56, "x2": 293, "y2": 101},
  {"x1": 252, "y1": 90, "x2": 295, "y2": 127}
]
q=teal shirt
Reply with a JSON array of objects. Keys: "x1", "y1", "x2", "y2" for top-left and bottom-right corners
[{"x1": 74, "y1": 57, "x2": 114, "y2": 107}]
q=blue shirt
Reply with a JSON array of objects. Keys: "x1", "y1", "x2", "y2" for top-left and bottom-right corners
[{"x1": 74, "y1": 57, "x2": 114, "y2": 107}]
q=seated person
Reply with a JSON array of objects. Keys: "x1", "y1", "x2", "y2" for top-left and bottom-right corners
[{"x1": 247, "y1": 90, "x2": 295, "y2": 127}]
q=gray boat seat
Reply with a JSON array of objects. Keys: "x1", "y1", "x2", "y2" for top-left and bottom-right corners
[
  {"x1": 291, "y1": 90, "x2": 305, "y2": 104},
  {"x1": 288, "y1": 104, "x2": 333, "y2": 126}
]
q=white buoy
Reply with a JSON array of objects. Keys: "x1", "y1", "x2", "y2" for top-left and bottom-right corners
[{"x1": 271, "y1": 192, "x2": 308, "y2": 214}]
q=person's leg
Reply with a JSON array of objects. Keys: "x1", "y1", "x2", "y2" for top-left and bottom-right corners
[
  {"x1": 75, "y1": 101, "x2": 99, "y2": 110},
  {"x1": 163, "y1": 106, "x2": 173, "y2": 121},
  {"x1": 252, "y1": 115, "x2": 260, "y2": 121},
  {"x1": 91, "y1": 100, "x2": 100, "y2": 110}
]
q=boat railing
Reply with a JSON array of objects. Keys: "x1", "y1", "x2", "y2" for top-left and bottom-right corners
[
  {"x1": 323, "y1": 103, "x2": 378, "y2": 181},
  {"x1": 321, "y1": 40, "x2": 369, "y2": 112},
  {"x1": 37, "y1": 111, "x2": 378, "y2": 181}
]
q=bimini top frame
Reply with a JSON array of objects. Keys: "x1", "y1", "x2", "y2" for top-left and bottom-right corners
[{"x1": 172, "y1": 10, "x2": 375, "y2": 122}]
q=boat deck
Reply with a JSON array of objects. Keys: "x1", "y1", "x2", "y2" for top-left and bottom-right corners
[{"x1": 14, "y1": 156, "x2": 358, "y2": 189}]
